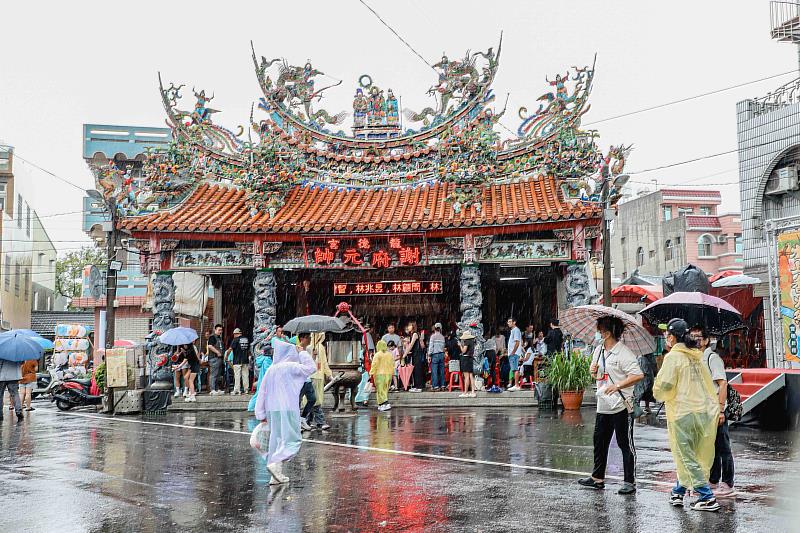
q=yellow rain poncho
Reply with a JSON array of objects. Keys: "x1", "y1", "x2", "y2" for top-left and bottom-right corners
[
  {"x1": 653, "y1": 343, "x2": 720, "y2": 490},
  {"x1": 309, "y1": 333, "x2": 332, "y2": 407},
  {"x1": 370, "y1": 340, "x2": 394, "y2": 405}
]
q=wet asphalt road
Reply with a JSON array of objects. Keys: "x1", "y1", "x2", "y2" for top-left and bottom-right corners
[{"x1": 0, "y1": 403, "x2": 798, "y2": 533}]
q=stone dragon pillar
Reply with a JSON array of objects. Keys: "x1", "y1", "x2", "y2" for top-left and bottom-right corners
[
  {"x1": 252, "y1": 269, "x2": 278, "y2": 352},
  {"x1": 564, "y1": 263, "x2": 593, "y2": 308},
  {"x1": 457, "y1": 264, "x2": 485, "y2": 357},
  {"x1": 148, "y1": 271, "x2": 176, "y2": 387}
]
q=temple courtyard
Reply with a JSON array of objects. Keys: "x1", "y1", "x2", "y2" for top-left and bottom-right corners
[{"x1": 0, "y1": 405, "x2": 797, "y2": 532}]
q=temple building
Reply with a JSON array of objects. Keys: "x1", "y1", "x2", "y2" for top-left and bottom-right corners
[{"x1": 83, "y1": 42, "x2": 629, "y2": 349}]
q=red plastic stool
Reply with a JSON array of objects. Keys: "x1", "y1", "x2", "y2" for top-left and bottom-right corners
[{"x1": 448, "y1": 371, "x2": 464, "y2": 392}]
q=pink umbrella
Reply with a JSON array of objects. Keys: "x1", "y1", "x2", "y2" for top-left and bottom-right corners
[
  {"x1": 398, "y1": 364, "x2": 414, "y2": 391},
  {"x1": 113, "y1": 339, "x2": 136, "y2": 348}
]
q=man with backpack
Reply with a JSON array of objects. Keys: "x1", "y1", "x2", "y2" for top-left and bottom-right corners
[{"x1": 690, "y1": 326, "x2": 736, "y2": 499}]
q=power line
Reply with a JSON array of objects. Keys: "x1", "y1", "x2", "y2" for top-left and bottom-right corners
[
  {"x1": 583, "y1": 70, "x2": 798, "y2": 127},
  {"x1": 356, "y1": 0, "x2": 436, "y2": 72},
  {"x1": 13, "y1": 153, "x2": 90, "y2": 193}
]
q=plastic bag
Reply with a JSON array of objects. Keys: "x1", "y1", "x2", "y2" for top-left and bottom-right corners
[
  {"x1": 250, "y1": 421, "x2": 269, "y2": 458},
  {"x1": 362, "y1": 380, "x2": 374, "y2": 394}
]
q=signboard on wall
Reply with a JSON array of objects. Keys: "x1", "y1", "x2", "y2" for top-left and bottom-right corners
[
  {"x1": 333, "y1": 280, "x2": 443, "y2": 296},
  {"x1": 173, "y1": 249, "x2": 253, "y2": 269},
  {"x1": 304, "y1": 234, "x2": 427, "y2": 269},
  {"x1": 777, "y1": 231, "x2": 800, "y2": 363},
  {"x1": 478, "y1": 240, "x2": 571, "y2": 262},
  {"x1": 106, "y1": 348, "x2": 128, "y2": 388}
]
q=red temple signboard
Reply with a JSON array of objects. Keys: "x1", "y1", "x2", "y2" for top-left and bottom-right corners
[
  {"x1": 333, "y1": 280, "x2": 443, "y2": 296},
  {"x1": 303, "y1": 234, "x2": 428, "y2": 269}
]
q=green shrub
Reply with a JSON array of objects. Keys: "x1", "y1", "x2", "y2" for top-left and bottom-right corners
[
  {"x1": 95, "y1": 362, "x2": 106, "y2": 391},
  {"x1": 546, "y1": 352, "x2": 593, "y2": 392}
]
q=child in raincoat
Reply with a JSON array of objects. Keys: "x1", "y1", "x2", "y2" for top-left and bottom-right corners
[
  {"x1": 370, "y1": 340, "x2": 394, "y2": 411},
  {"x1": 653, "y1": 318, "x2": 721, "y2": 512},
  {"x1": 248, "y1": 340, "x2": 274, "y2": 412},
  {"x1": 254, "y1": 336, "x2": 316, "y2": 485},
  {"x1": 306, "y1": 332, "x2": 332, "y2": 429}
]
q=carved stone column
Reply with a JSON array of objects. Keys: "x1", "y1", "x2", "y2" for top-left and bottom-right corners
[
  {"x1": 564, "y1": 263, "x2": 594, "y2": 308},
  {"x1": 252, "y1": 269, "x2": 278, "y2": 352},
  {"x1": 457, "y1": 264, "x2": 484, "y2": 336},
  {"x1": 152, "y1": 272, "x2": 176, "y2": 334}
]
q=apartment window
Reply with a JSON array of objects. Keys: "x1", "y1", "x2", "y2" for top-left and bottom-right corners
[
  {"x1": 3, "y1": 255, "x2": 9, "y2": 290},
  {"x1": 47, "y1": 295, "x2": 52, "y2": 310},
  {"x1": 698, "y1": 235, "x2": 713, "y2": 257},
  {"x1": 649, "y1": 249, "x2": 656, "y2": 259},
  {"x1": 678, "y1": 207, "x2": 693, "y2": 217},
  {"x1": 665, "y1": 240, "x2": 674, "y2": 261},
  {"x1": 37, "y1": 252, "x2": 44, "y2": 267},
  {"x1": 0, "y1": 182, "x2": 5, "y2": 212},
  {"x1": 636, "y1": 247, "x2": 644, "y2": 267},
  {"x1": 33, "y1": 291, "x2": 39, "y2": 311},
  {"x1": 26, "y1": 205, "x2": 31, "y2": 236},
  {"x1": 676, "y1": 236, "x2": 682, "y2": 245},
  {"x1": 14, "y1": 263, "x2": 20, "y2": 296},
  {"x1": 699, "y1": 206, "x2": 711, "y2": 215},
  {"x1": 663, "y1": 206, "x2": 672, "y2": 221},
  {"x1": 23, "y1": 267, "x2": 29, "y2": 301},
  {"x1": 735, "y1": 234, "x2": 743, "y2": 254},
  {"x1": 16, "y1": 194, "x2": 22, "y2": 227}
]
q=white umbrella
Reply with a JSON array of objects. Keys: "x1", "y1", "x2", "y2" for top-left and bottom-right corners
[
  {"x1": 158, "y1": 327, "x2": 199, "y2": 346},
  {"x1": 711, "y1": 274, "x2": 761, "y2": 288}
]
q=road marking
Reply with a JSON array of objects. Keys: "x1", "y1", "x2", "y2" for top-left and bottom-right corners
[{"x1": 53, "y1": 411, "x2": 763, "y2": 500}]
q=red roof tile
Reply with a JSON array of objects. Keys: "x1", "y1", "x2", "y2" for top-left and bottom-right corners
[
  {"x1": 120, "y1": 177, "x2": 599, "y2": 234},
  {"x1": 685, "y1": 215, "x2": 722, "y2": 229},
  {"x1": 660, "y1": 189, "x2": 722, "y2": 200},
  {"x1": 70, "y1": 296, "x2": 146, "y2": 309}
]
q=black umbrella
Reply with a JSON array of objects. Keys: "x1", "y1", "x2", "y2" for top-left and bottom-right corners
[
  {"x1": 640, "y1": 292, "x2": 744, "y2": 336},
  {"x1": 283, "y1": 315, "x2": 348, "y2": 334}
]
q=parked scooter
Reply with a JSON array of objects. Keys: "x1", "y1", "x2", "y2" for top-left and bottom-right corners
[{"x1": 51, "y1": 375, "x2": 102, "y2": 411}]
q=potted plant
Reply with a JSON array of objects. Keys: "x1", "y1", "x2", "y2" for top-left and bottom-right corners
[{"x1": 546, "y1": 352, "x2": 593, "y2": 410}]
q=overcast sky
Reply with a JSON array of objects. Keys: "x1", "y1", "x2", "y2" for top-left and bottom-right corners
[{"x1": 0, "y1": 0, "x2": 796, "y2": 253}]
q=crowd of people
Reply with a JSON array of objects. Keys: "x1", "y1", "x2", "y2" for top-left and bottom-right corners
[{"x1": 578, "y1": 315, "x2": 736, "y2": 513}]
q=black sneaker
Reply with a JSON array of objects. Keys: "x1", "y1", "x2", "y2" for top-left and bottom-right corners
[
  {"x1": 577, "y1": 477, "x2": 605, "y2": 489},
  {"x1": 669, "y1": 493, "x2": 685, "y2": 507},
  {"x1": 618, "y1": 483, "x2": 636, "y2": 495},
  {"x1": 16, "y1": 413, "x2": 24, "y2": 421},
  {"x1": 691, "y1": 498, "x2": 720, "y2": 512}
]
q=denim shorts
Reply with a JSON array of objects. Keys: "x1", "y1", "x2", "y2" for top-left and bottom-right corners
[
  {"x1": 508, "y1": 355, "x2": 520, "y2": 369},
  {"x1": 20, "y1": 382, "x2": 35, "y2": 389}
]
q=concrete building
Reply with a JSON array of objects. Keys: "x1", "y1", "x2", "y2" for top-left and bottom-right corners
[
  {"x1": 610, "y1": 188, "x2": 742, "y2": 283},
  {"x1": 31, "y1": 211, "x2": 57, "y2": 311}
]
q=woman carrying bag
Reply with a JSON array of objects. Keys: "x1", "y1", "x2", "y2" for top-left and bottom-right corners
[{"x1": 578, "y1": 316, "x2": 643, "y2": 495}]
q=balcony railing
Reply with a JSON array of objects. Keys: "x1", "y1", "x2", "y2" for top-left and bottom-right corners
[
  {"x1": 771, "y1": 1, "x2": 800, "y2": 42},
  {"x1": 751, "y1": 76, "x2": 800, "y2": 116}
]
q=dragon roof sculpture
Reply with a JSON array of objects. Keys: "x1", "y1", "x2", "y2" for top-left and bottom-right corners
[{"x1": 93, "y1": 41, "x2": 628, "y2": 220}]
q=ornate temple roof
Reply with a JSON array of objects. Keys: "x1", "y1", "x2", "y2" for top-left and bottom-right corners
[
  {"x1": 90, "y1": 42, "x2": 628, "y2": 236},
  {"x1": 120, "y1": 177, "x2": 598, "y2": 235}
]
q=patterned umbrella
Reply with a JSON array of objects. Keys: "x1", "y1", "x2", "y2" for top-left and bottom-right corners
[
  {"x1": 560, "y1": 305, "x2": 655, "y2": 356},
  {"x1": 640, "y1": 292, "x2": 743, "y2": 336}
]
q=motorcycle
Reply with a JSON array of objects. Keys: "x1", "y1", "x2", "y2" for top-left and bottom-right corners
[{"x1": 51, "y1": 375, "x2": 103, "y2": 411}]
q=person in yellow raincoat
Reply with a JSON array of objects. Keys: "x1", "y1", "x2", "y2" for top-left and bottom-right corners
[
  {"x1": 370, "y1": 340, "x2": 394, "y2": 411},
  {"x1": 653, "y1": 318, "x2": 721, "y2": 512},
  {"x1": 306, "y1": 332, "x2": 332, "y2": 431}
]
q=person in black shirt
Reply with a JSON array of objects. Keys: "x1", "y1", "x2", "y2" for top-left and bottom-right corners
[
  {"x1": 226, "y1": 328, "x2": 251, "y2": 395},
  {"x1": 207, "y1": 324, "x2": 225, "y2": 394},
  {"x1": 544, "y1": 319, "x2": 564, "y2": 356}
]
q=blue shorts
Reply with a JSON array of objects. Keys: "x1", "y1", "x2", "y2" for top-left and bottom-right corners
[{"x1": 508, "y1": 355, "x2": 520, "y2": 369}]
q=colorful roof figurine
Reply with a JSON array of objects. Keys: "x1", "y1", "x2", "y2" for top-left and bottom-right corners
[{"x1": 91, "y1": 40, "x2": 628, "y2": 233}]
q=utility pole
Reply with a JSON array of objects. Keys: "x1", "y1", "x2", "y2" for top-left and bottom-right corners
[
  {"x1": 104, "y1": 200, "x2": 118, "y2": 414},
  {"x1": 601, "y1": 170, "x2": 612, "y2": 305}
]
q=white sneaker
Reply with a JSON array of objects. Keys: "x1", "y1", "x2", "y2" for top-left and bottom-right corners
[
  {"x1": 713, "y1": 482, "x2": 736, "y2": 498},
  {"x1": 173, "y1": 390, "x2": 181, "y2": 398},
  {"x1": 189, "y1": 395, "x2": 197, "y2": 402},
  {"x1": 384, "y1": 403, "x2": 391, "y2": 410},
  {"x1": 300, "y1": 420, "x2": 313, "y2": 431},
  {"x1": 183, "y1": 388, "x2": 189, "y2": 397},
  {"x1": 458, "y1": 393, "x2": 467, "y2": 398},
  {"x1": 378, "y1": 404, "x2": 389, "y2": 411},
  {"x1": 267, "y1": 462, "x2": 289, "y2": 484}
]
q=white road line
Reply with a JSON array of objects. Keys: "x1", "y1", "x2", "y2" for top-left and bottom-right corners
[{"x1": 53, "y1": 411, "x2": 764, "y2": 500}]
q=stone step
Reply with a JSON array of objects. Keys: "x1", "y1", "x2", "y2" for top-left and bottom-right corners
[{"x1": 165, "y1": 389, "x2": 598, "y2": 411}]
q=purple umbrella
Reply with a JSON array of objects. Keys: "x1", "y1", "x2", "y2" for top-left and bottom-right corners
[{"x1": 640, "y1": 292, "x2": 743, "y2": 336}]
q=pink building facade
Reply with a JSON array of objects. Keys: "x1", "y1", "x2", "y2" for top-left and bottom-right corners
[{"x1": 611, "y1": 188, "x2": 743, "y2": 281}]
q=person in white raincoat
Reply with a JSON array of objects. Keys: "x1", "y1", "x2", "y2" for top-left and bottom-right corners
[{"x1": 254, "y1": 334, "x2": 316, "y2": 485}]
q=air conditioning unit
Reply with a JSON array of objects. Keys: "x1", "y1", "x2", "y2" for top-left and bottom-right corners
[
  {"x1": 765, "y1": 165, "x2": 799, "y2": 195},
  {"x1": 717, "y1": 235, "x2": 727, "y2": 244}
]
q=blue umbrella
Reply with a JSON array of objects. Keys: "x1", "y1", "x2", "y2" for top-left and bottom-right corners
[
  {"x1": 0, "y1": 332, "x2": 44, "y2": 362},
  {"x1": 158, "y1": 327, "x2": 199, "y2": 346},
  {"x1": 0, "y1": 329, "x2": 53, "y2": 350}
]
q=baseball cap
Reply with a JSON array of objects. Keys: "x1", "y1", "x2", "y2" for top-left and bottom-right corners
[
  {"x1": 233, "y1": 328, "x2": 242, "y2": 334},
  {"x1": 666, "y1": 319, "x2": 688, "y2": 339},
  {"x1": 434, "y1": 322, "x2": 442, "y2": 330}
]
